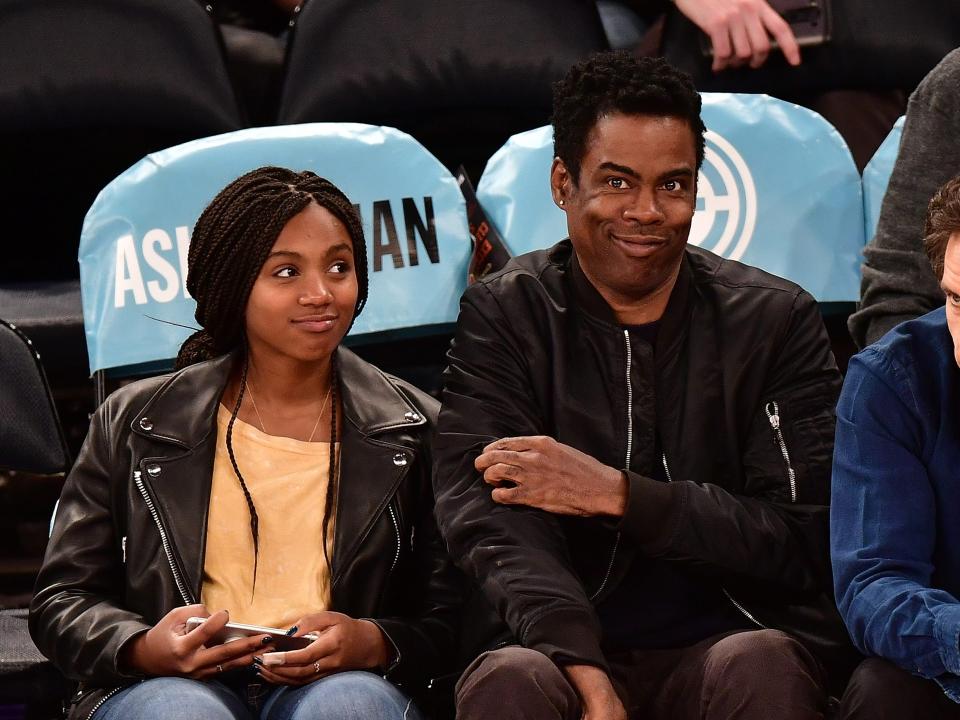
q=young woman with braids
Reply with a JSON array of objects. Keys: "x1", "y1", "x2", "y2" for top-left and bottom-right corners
[{"x1": 30, "y1": 167, "x2": 461, "y2": 720}]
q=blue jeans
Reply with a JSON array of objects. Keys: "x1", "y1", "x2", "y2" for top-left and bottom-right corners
[{"x1": 93, "y1": 672, "x2": 424, "y2": 720}]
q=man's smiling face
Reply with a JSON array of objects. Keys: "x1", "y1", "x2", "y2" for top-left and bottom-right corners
[{"x1": 551, "y1": 112, "x2": 697, "y2": 307}]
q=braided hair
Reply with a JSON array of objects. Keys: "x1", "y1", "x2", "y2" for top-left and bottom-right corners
[{"x1": 175, "y1": 166, "x2": 368, "y2": 586}]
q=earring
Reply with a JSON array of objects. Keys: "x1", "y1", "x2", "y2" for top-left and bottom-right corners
[{"x1": 558, "y1": 200, "x2": 565, "y2": 206}]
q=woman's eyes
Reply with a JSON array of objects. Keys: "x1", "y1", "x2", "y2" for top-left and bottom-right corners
[
  {"x1": 272, "y1": 262, "x2": 351, "y2": 278},
  {"x1": 947, "y1": 292, "x2": 960, "y2": 307}
]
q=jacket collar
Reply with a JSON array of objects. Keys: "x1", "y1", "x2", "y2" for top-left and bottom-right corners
[
  {"x1": 129, "y1": 346, "x2": 426, "y2": 449},
  {"x1": 126, "y1": 345, "x2": 427, "y2": 601},
  {"x1": 565, "y1": 239, "x2": 695, "y2": 361}
]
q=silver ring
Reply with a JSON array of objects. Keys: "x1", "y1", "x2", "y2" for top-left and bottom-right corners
[
  {"x1": 217, "y1": 664, "x2": 223, "y2": 673},
  {"x1": 314, "y1": 661, "x2": 321, "y2": 674}
]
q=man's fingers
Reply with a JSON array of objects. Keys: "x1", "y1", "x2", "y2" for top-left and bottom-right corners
[
  {"x1": 482, "y1": 463, "x2": 521, "y2": 487},
  {"x1": 743, "y1": 12, "x2": 770, "y2": 68},
  {"x1": 482, "y1": 436, "x2": 551, "y2": 454},
  {"x1": 727, "y1": 18, "x2": 752, "y2": 67},
  {"x1": 762, "y1": 5, "x2": 800, "y2": 65},
  {"x1": 475, "y1": 448, "x2": 525, "y2": 472},
  {"x1": 491, "y1": 486, "x2": 524, "y2": 505}
]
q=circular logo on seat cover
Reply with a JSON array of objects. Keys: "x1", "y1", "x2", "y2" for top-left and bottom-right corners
[{"x1": 689, "y1": 130, "x2": 757, "y2": 261}]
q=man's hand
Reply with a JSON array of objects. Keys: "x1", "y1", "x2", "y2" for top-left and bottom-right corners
[
  {"x1": 257, "y1": 611, "x2": 389, "y2": 686},
  {"x1": 475, "y1": 436, "x2": 627, "y2": 517},
  {"x1": 674, "y1": 0, "x2": 801, "y2": 71},
  {"x1": 564, "y1": 664, "x2": 627, "y2": 720},
  {"x1": 122, "y1": 605, "x2": 272, "y2": 679}
]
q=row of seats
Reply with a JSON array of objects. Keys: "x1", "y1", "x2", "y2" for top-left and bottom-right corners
[
  {"x1": 0, "y1": 103, "x2": 907, "y2": 720},
  {"x1": 77, "y1": 97, "x2": 902, "y2": 383},
  {"x1": 0, "y1": 0, "x2": 609, "y2": 386},
  {"x1": 0, "y1": 0, "x2": 607, "y2": 284}
]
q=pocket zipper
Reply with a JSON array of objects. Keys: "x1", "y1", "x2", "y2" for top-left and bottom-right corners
[{"x1": 764, "y1": 401, "x2": 797, "y2": 503}]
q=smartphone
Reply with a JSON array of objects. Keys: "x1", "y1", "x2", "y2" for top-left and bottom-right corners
[
  {"x1": 700, "y1": 0, "x2": 832, "y2": 56},
  {"x1": 185, "y1": 617, "x2": 319, "y2": 651}
]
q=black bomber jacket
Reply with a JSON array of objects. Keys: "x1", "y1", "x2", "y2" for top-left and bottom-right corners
[
  {"x1": 30, "y1": 347, "x2": 461, "y2": 719},
  {"x1": 434, "y1": 240, "x2": 859, "y2": 686}
]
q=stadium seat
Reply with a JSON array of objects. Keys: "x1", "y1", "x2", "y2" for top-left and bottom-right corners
[
  {"x1": 862, "y1": 116, "x2": 905, "y2": 244},
  {"x1": 0, "y1": 0, "x2": 243, "y2": 379},
  {"x1": 276, "y1": 0, "x2": 609, "y2": 181},
  {"x1": 0, "y1": 319, "x2": 71, "y2": 719},
  {"x1": 77, "y1": 123, "x2": 471, "y2": 398},
  {"x1": 474, "y1": 93, "x2": 866, "y2": 304}
]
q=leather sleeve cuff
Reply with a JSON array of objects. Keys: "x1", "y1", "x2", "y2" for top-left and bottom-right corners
[
  {"x1": 521, "y1": 606, "x2": 607, "y2": 672},
  {"x1": 618, "y1": 470, "x2": 687, "y2": 554}
]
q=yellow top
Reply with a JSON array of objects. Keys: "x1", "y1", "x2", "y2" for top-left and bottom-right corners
[{"x1": 200, "y1": 405, "x2": 336, "y2": 628}]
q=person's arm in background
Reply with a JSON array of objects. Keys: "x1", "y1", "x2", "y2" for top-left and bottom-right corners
[
  {"x1": 627, "y1": 0, "x2": 800, "y2": 70},
  {"x1": 831, "y1": 349, "x2": 960, "y2": 677},
  {"x1": 849, "y1": 50, "x2": 960, "y2": 349}
]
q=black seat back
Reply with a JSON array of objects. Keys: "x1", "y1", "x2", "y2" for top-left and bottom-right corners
[
  {"x1": 0, "y1": 0, "x2": 244, "y2": 283},
  {"x1": 0, "y1": 320, "x2": 69, "y2": 475},
  {"x1": 277, "y1": 0, "x2": 609, "y2": 178}
]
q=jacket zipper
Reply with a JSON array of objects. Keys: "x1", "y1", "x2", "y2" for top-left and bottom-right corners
[
  {"x1": 133, "y1": 470, "x2": 193, "y2": 604},
  {"x1": 590, "y1": 329, "x2": 633, "y2": 601},
  {"x1": 660, "y1": 454, "x2": 766, "y2": 630},
  {"x1": 764, "y1": 401, "x2": 797, "y2": 503},
  {"x1": 386, "y1": 503, "x2": 401, "y2": 574},
  {"x1": 85, "y1": 686, "x2": 123, "y2": 720}
]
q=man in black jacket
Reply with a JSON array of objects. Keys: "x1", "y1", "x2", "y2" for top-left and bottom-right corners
[{"x1": 433, "y1": 52, "x2": 855, "y2": 720}]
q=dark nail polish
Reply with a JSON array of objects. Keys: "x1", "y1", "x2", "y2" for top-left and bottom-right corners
[
  {"x1": 253, "y1": 656, "x2": 264, "y2": 665},
  {"x1": 261, "y1": 636, "x2": 274, "y2": 645},
  {"x1": 284, "y1": 625, "x2": 298, "y2": 636}
]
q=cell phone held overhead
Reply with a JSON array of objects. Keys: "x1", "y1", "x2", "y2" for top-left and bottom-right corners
[{"x1": 185, "y1": 617, "x2": 319, "y2": 651}]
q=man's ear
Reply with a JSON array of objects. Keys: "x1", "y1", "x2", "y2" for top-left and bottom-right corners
[{"x1": 550, "y1": 157, "x2": 573, "y2": 209}]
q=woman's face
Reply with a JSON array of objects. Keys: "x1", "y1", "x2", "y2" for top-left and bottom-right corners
[{"x1": 244, "y1": 202, "x2": 359, "y2": 365}]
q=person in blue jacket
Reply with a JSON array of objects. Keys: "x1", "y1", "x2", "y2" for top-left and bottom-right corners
[{"x1": 832, "y1": 174, "x2": 960, "y2": 719}]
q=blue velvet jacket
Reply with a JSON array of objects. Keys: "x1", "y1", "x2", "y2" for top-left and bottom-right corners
[{"x1": 832, "y1": 306, "x2": 960, "y2": 701}]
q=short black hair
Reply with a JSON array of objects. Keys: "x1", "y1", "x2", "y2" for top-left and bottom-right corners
[{"x1": 551, "y1": 52, "x2": 706, "y2": 183}]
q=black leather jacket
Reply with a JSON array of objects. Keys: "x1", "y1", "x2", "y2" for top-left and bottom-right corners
[
  {"x1": 434, "y1": 241, "x2": 858, "y2": 686},
  {"x1": 30, "y1": 347, "x2": 461, "y2": 719}
]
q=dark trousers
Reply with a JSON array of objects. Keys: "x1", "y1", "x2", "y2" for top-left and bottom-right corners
[
  {"x1": 836, "y1": 658, "x2": 960, "y2": 720},
  {"x1": 456, "y1": 629, "x2": 827, "y2": 720}
]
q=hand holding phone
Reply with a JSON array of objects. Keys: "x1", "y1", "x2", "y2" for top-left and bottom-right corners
[
  {"x1": 675, "y1": 0, "x2": 822, "y2": 71},
  {"x1": 185, "y1": 617, "x2": 318, "y2": 651},
  {"x1": 254, "y1": 611, "x2": 390, "y2": 687},
  {"x1": 122, "y1": 605, "x2": 270, "y2": 679}
]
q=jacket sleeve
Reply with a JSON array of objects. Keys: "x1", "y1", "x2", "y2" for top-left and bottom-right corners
[
  {"x1": 29, "y1": 399, "x2": 150, "y2": 685},
  {"x1": 372, "y1": 397, "x2": 466, "y2": 686},
  {"x1": 619, "y1": 289, "x2": 839, "y2": 594},
  {"x1": 848, "y1": 52, "x2": 959, "y2": 349},
  {"x1": 831, "y1": 351, "x2": 960, "y2": 679},
  {"x1": 433, "y1": 282, "x2": 607, "y2": 670}
]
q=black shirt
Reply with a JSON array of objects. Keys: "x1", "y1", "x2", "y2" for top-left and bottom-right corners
[{"x1": 595, "y1": 320, "x2": 748, "y2": 650}]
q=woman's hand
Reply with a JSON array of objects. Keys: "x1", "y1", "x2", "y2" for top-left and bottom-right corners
[
  {"x1": 256, "y1": 611, "x2": 389, "y2": 686},
  {"x1": 122, "y1": 605, "x2": 272, "y2": 679}
]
